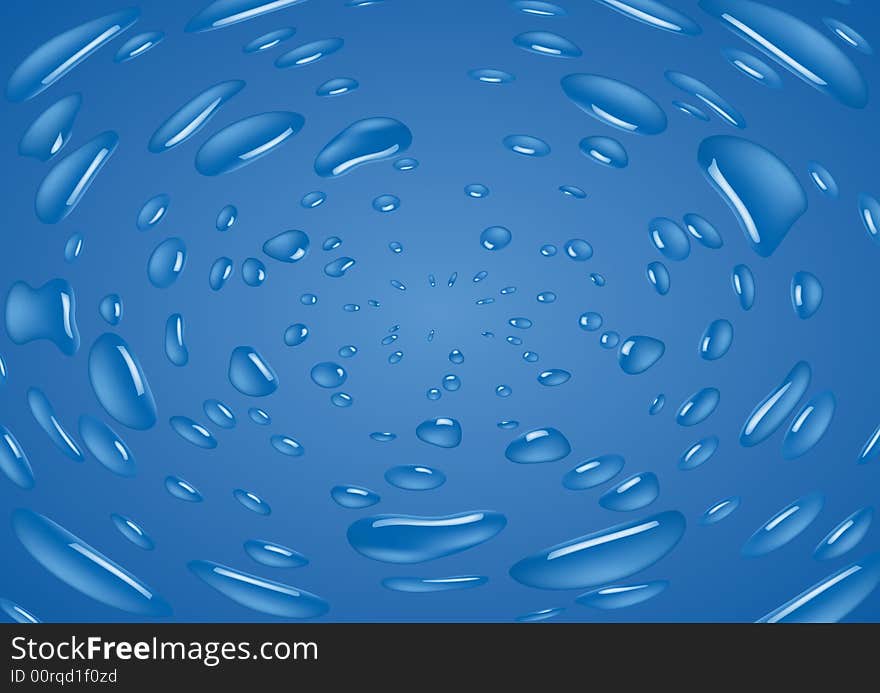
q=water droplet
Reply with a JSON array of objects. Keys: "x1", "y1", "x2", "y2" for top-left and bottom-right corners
[
  {"x1": 561, "y1": 73, "x2": 667, "y2": 135},
  {"x1": 600, "y1": 472, "x2": 659, "y2": 511},
  {"x1": 742, "y1": 492, "x2": 824, "y2": 557},
  {"x1": 576, "y1": 580, "x2": 668, "y2": 609},
  {"x1": 509, "y1": 317, "x2": 533, "y2": 330},
  {"x1": 700, "y1": 0, "x2": 868, "y2": 108},
  {"x1": 757, "y1": 553, "x2": 880, "y2": 623},
  {"x1": 216, "y1": 204, "x2": 237, "y2": 230},
  {"x1": 516, "y1": 607, "x2": 564, "y2": 622},
  {"x1": 679, "y1": 435, "x2": 719, "y2": 470},
  {"x1": 347, "y1": 511, "x2": 506, "y2": 563},
  {"x1": 373, "y1": 194, "x2": 400, "y2": 212},
  {"x1": 646, "y1": 262, "x2": 670, "y2": 295},
  {"x1": 559, "y1": 184, "x2": 586, "y2": 199},
  {"x1": 310, "y1": 362, "x2": 347, "y2": 388},
  {"x1": 416, "y1": 417, "x2": 462, "y2": 448},
  {"x1": 782, "y1": 391, "x2": 836, "y2": 460},
  {"x1": 448, "y1": 349, "x2": 464, "y2": 365},
  {"x1": 383, "y1": 575, "x2": 487, "y2": 593},
  {"x1": 513, "y1": 31, "x2": 581, "y2": 58},
  {"x1": 163, "y1": 314, "x2": 188, "y2": 366},
  {"x1": 465, "y1": 184, "x2": 489, "y2": 199},
  {"x1": 169, "y1": 416, "x2": 217, "y2": 449},
  {"x1": 35, "y1": 131, "x2": 118, "y2": 224},
  {"x1": 244, "y1": 540, "x2": 307, "y2": 568},
  {"x1": 78, "y1": 415, "x2": 135, "y2": 477},
  {"x1": 315, "y1": 117, "x2": 411, "y2": 177},
  {"x1": 315, "y1": 77, "x2": 359, "y2": 99},
  {"x1": 369, "y1": 432, "x2": 396, "y2": 442},
  {"x1": 320, "y1": 256, "x2": 354, "y2": 280},
  {"x1": 805, "y1": 161, "x2": 838, "y2": 199},
  {"x1": 731, "y1": 264, "x2": 756, "y2": 310},
  {"x1": 283, "y1": 323, "x2": 309, "y2": 347},
  {"x1": 480, "y1": 226, "x2": 511, "y2": 251},
  {"x1": 537, "y1": 369, "x2": 571, "y2": 386},
  {"x1": 665, "y1": 71, "x2": 745, "y2": 128},
  {"x1": 512, "y1": 0, "x2": 567, "y2": 16},
  {"x1": 673, "y1": 100, "x2": 709, "y2": 120},
  {"x1": 578, "y1": 312, "x2": 603, "y2": 331},
  {"x1": 699, "y1": 319, "x2": 733, "y2": 361},
  {"x1": 271, "y1": 434, "x2": 304, "y2": 456},
  {"x1": 676, "y1": 387, "x2": 720, "y2": 426},
  {"x1": 468, "y1": 68, "x2": 515, "y2": 84},
  {"x1": 234, "y1": 489, "x2": 271, "y2": 515},
  {"x1": 505, "y1": 427, "x2": 571, "y2": 464},
  {"x1": 263, "y1": 229, "x2": 309, "y2": 262},
  {"x1": 563, "y1": 239, "x2": 592, "y2": 262},
  {"x1": 590, "y1": 272, "x2": 607, "y2": 286},
  {"x1": 0, "y1": 426, "x2": 35, "y2": 489},
  {"x1": 195, "y1": 111, "x2": 304, "y2": 176},
  {"x1": 590, "y1": 0, "x2": 701, "y2": 35},
  {"x1": 683, "y1": 213, "x2": 724, "y2": 249},
  {"x1": 649, "y1": 218, "x2": 690, "y2": 261},
  {"x1": 331, "y1": 392, "x2": 353, "y2": 407},
  {"x1": 19, "y1": 93, "x2": 81, "y2": 160},
  {"x1": 722, "y1": 47, "x2": 782, "y2": 88},
  {"x1": 299, "y1": 191, "x2": 326, "y2": 210},
  {"x1": 388, "y1": 241, "x2": 403, "y2": 254},
  {"x1": 12, "y1": 508, "x2": 171, "y2": 615},
  {"x1": 447, "y1": 272, "x2": 458, "y2": 286},
  {"x1": 0, "y1": 599, "x2": 39, "y2": 624},
  {"x1": 331, "y1": 485, "x2": 380, "y2": 509},
  {"x1": 427, "y1": 388, "x2": 441, "y2": 400},
  {"x1": 209, "y1": 257, "x2": 234, "y2": 290},
  {"x1": 700, "y1": 496, "x2": 740, "y2": 525},
  {"x1": 88, "y1": 333, "x2": 157, "y2": 429},
  {"x1": 136, "y1": 193, "x2": 170, "y2": 231},
  {"x1": 243, "y1": 27, "x2": 295, "y2": 53},
  {"x1": 390, "y1": 279, "x2": 406, "y2": 291},
  {"x1": 824, "y1": 17, "x2": 873, "y2": 55},
  {"x1": 385, "y1": 465, "x2": 446, "y2": 491},
  {"x1": 149, "y1": 80, "x2": 245, "y2": 152},
  {"x1": 240, "y1": 258, "x2": 266, "y2": 287},
  {"x1": 579, "y1": 135, "x2": 628, "y2": 168},
  {"x1": 63, "y1": 233, "x2": 83, "y2": 263},
  {"x1": 649, "y1": 394, "x2": 665, "y2": 415},
  {"x1": 394, "y1": 157, "x2": 419, "y2": 171},
  {"x1": 228, "y1": 346, "x2": 279, "y2": 396},
  {"x1": 188, "y1": 560, "x2": 328, "y2": 619},
  {"x1": 146, "y1": 237, "x2": 186, "y2": 288},
  {"x1": 562, "y1": 454, "x2": 624, "y2": 491},
  {"x1": 249, "y1": 408, "x2": 271, "y2": 425},
  {"x1": 510, "y1": 511, "x2": 686, "y2": 590},
  {"x1": 740, "y1": 361, "x2": 811, "y2": 447},
  {"x1": 111, "y1": 514, "x2": 154, "y2": 550},
  {"x1": 858, "y1": 193, "x2": 880, "y2": 246},
  {"x1": 495, "y1": 384, "x2": 512, "y2": 398},
  {"x1": 536, "y1": 291, "x2": 556, "y2": 304},
  {"x1": 186, "y1": 0, "x2": 309, "y2": 32},
  {"x1": 618, "y1": 336, "x2": 665, "y2": 374},
  {"x1": 600, "y1": 331, "x2": 620, "y2": 348},
  {"x1": 6, "y1": 8, "x2": 141, "y2": 101},
  {"x1": 791, "y1": 271, "x2": 823, "y2": 319},
  {"x1": 203, "y1": 399, "x2": 236, "y2": 429},
  {"x1": 473, "y1": 271, "x2": 488, "y2": 283},
  {"x1": 114, "y1": 31, "x2": 164, "y2": 62},
  {"x1": 523, "y1": 351, "x2": 540, "y2": 363},
  {"x1": 275, "y1": 37, "x2": 344, "y2": 68},
  {"x1": 814, "y1": 508, "x2": 873, "y2": 561},
  {"x1": 503, "y1": 134, "x2": 551, "y2": 157}
]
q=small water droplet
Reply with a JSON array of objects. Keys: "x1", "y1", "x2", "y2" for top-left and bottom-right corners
[
  {"x1": 731, "y1": 264, "x2": 756, "y2": 310},
  {"x1": 241, "y1": 257, "x2": 267, "y2": 285},
  {"x1": 814, "y1": 508, "x2": 873, "y2": 561},
  {"x1": 78, "y1": 415, "x2": 135, "y2": 476},
  {"x1": 385, "y1": 465, "x2": 446, "y2": 491},
  {"x1": 468, "y1": 68, "x2": 515, "y2": 84},
  {"x1": 203, "y1": 399, "x2": 236, "y2": 429},
  {"x1": 618, "y1": 336, "x2": 665, "y2": 374},
  {"x1": 209, "y1": 257, "x2": 234, "y2": 291},
  {"x1": 503, "y1": 134, "x2": 551, "y2": 157},
  {"x1": 216, "y1": 204, "x2": 237, "y2": 230},
  {"x1": 561, "y1": 73, "x2": 667, "y2": 135},
  {"x1": 791, "y1": 271, "x2": 823, "y2": 319},
  {"x1": 599, "y1": 472, "x2": 659, "y2": 511},
  {"x1": 782, "y1": 391, "x2": 836, "y2": 460},
  {"x1": 111, "y1": 514, "x2": 154, "y2": 551},
  {"x1": 263, "y1": 229, "x2": 309, "y2": 262},
  {"x1": 700, "y1": 496, "x2": 740, "y2": 525},
  {"x1": 0, "y1": 426, "x2": 35, "y2": 489},
  {"x1": 579, "y1": 136, "x2": 628, "y2": 168},
  {"x1": 416, "y1": 417, "x2": 462, "y2": 448},
  {"x1": 513, "y1": 31, "x2": 582, "y2": 58},
  {"x1": 506, "y1": 427, "x2": 571, "y2": 464},
  {"x1": 243, "y1": 27, "x2": 296, "y2": 53},
  {"x1": 147, "y1": 237, "x2": 187, "y2": 288},
  {"x1": 590, "y1": 0, "x2": 701, "y2": 35},
  {"x1": 742, "y1": 492, "x2": 824, "y2": 557},
  {"x1": 275, "y1": 38, "x2": 344, "y2": 68},
  {"x1": 649, "y1": 217, "x2": 690, "y2": 261},
  {"x1": 646, "y1": 262, "x2": 670, "y2": 295},
  {"x1": 114, "y1": 31, "x2": 164, "y2": 63},
  {"x1": 316, "y1": 77, "x2": 358, "y2": 96},
  {"x1": 244, "y1": 540, "x2": 307, "y2": 568},
  {"x1": 136, "y1": 193, "x2": 170, "y2": 231},
  {"x1": 331, "y1": 485, "x2": 380, "y2": 508},
  {"x1": 722, "y1": 47, "x2": 782, "y2": 88},
  {"x1": 676, "y1": 387, "x2": 720, "y2": 426},
  {"x1": 234, "y1": 489, "x2": 271, "y2": 515},
  {"x1": 679, "y1": 435, "x2": 719, "y2": 471},
  {"x1": 576, "y1": 580, "x2": 669, "y2": 609},
  {"x1": 741, "y1": 361, "x2": 811, "y2": 447},
  {"x1": 271, "y1": 434, "x2": 304, "y2": 456},
  {"x1": 19, "y1": 93, "x2": 81, "y2": 161},
  {"x1": 683, "y1": 213, "x2": 723, "y2": 249}
]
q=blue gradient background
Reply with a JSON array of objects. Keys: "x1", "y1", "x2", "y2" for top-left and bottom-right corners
[{"x1": 1, "y1": 0, "x2": 879, "y2": 622}]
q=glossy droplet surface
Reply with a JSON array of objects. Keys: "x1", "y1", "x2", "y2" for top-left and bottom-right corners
[
  {"x1": 385, "y1": 465, "x2": 446, "y2": 491},
  {"x1": 137, "y1": 194, "x2": 169, "y2": 231},
  {"x1": 244, "y1": 540, "x2": 308, "y2": 568},
  {"x1": 111, "y1": 514, "x2": 154, "y2": 551},
  {"x1": 317, "y1": 77, "x2": 358, "y2": 97},
  {"x1": 791, "y1": 271, "x2": 823, "y2": 319},
  {"x1": 315, "y1": 117, "x2": 411, "y2": 177},
  {"x1": 0, "y1": 426, "x2": 35, "y2": 489},
  {"x1": 740, "y1": 361, "x2": 811, "y2": 447},
  {"x1": 275, "y1": 38, "x2": 344, "y2": 68},
  {"x1": 701, "y1": 497, "x2": 740, "y2": 525},
  {"x1": 679, "y1": 436, "x2": 719, "y2": 470},
  {"x1": 576, "y1": 580, "x2": 668, "y2": 609},
  {"x1": 114, "y1": 31, "x2": 164, "y2": 62},
  {"x1": 731, "y1": 264, "x2": 756, "y2": 310},
  {"x1": 165, "y1": 475, "x2": 203, "y2": 502},
  {"x1": 676, "y1": 388, "x2": 720, "y2": 426},
  {"x1": 164, "y1": 314, "x2": 188, "y2": 366},
  {"x1": 263, "y1": 229, "x2": 309, "y2": 263},
  {"x1": 169, "y1": 416, "x2": 217, "y2": 449},
  {"x1": 480, "y1": 226, "x2": 512, "y2": 251},
  {"x1": 579, "y1": 136, "x2": 628, "y2": 168},
  {"x1": 505, "y1": 427, "x2": 571, "y2": 463},
  {"x1": 149, "y1": 80, "x2": 245, "y2": 152},
  {"x1": 228, "y1": 346, "x2": 278, "y2": 396},
  {"x1": 742, "y1": 492, "x2": 824, "y2": 557},
  {"x1": 186, "y1": 0, "x2": 308, "y2": 32},
  {"x1": 243, "y1": 27, "x2": 295, "y2": 53},
  {"x1": 599, "y1": 473, "x2": 659, "y2": 512},
  {"x1": 503, "y1": 134, "x2": 550, "y2": 157},
  {"x1": 19, "y1": 93, "x2": 81, "y2": 161},
  {"x1": 416, "y1": 417, "x2": 462, "y2": 448},
  {"x1": 88, "y1": 333, "x2": 157, "y2": 430},
  {"x1": 722, "y1": 48, "x2": 782, "y2": 88},
  {"x1": 562, "y1": 454, "x2": 624, "y2": 490},
  {"x1": 5, "y1": 279, "x2": 80, "y2": 355},
  {"x1": 561, "y1": 74, "x2": 667, "y2": 135},
  {"x1": 195, "y1": 111, "x2": 304, "y2": 176},
  {"x1": 383, "y1": 576, "x2": 487, "y2": 593},
  {"x1": 782, "y1": 391, "x2": 835, "y2": 460},
  {"x1": 699, "y1": 319, "x2": 733, "y2": 360},
  {"x1": 513, "y1": 31, "x2": 582, "y2": 58},
  {"x1": 649, "y1": 217, "x2": 690, "y2": 261},
  {"x1": 618, "y1": 336, "x2": 665, "y2": 375},
  {"x1": 683, "y1": 213, "x2": 723, "y2": 249},
  {"x1": 646, "y1": 262, "x2": 670, "y2": 295},
  {"x1": 590, "y1": 0, "x2": 701, "y2": 35},
  {"x1": 814, "y1": 508, "x2": 873, "y2": 561},
  {"x1": 147, "y1": 238, "x2": 186, "y2": 288},
  {"x1": 331, "y1": 485, "x2": 380, "y2": 509},
  {"x1": 234, "y1": 489, "x2": 271, "y2": 515},
  {"x1": 78, "y1": 415, "x2": 136, "y2": 477},
  {"x1": 203, "y1": 400, "x2": 235, "y2": 429}
]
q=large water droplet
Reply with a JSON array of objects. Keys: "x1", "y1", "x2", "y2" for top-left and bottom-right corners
[
  {"x1": 782, "y1": 391, "x2": 835, "y2": 460},
  {"x1": 742, "y1": 492, "x2": 824, "y2": 557},
  {"x1": 195, "y1": 111, "x2": 304, "y2": 176},
  {"x1": 814, "y1": 508, "x2": 873, "y2": 561},
  {"x1": 19, "y1": 93, "x2": 81, "y2": 161},
  {"x1": 149, "y1": 80, "x2": 245, "y2": 152},
  {"x1": 315, "y1": 117, "x2": 411, "y2": 177},
  {"x1": 561, "y1": 74, "x2": 667, "y2": 135},
  {"x1": 78, "y1": 415, "x2": 136, "y2": 477},
  {"x1": 5, "y1": 279, "x2": 80, "y2": 355},
  {"x1": 740, "y1": 361, "x2": 811, "y2": 447},
  {"x1": 228, "y1": 346, "x2": 278, "y2": 397},
  {"x1": 416, "y1": 417, "x2": 462, "y2": 448},
  {"x1": 505, "y1": 427, "x2": 571, "y2": 463},
  {"x1": 599, "y1": 472, "x2": 659, "y2": 512},
  {"x1": 618, "y1": 336, "x2": 665, "y2": 374},
  {"x1": 88, "y1": 333, "x2": 157, "y2": 430}
]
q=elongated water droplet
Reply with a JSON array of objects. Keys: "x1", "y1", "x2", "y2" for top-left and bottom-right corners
[
  {"x1": 700, "y1": 496, "x2": 740, "y2": 525},
  {"x1": 731, "y1": 264, "x2": 756, "y2": 310},
  {"x1": 513, "y1": 31, "x2": 582, "y2": 58},
  {"x1": 78, "y1": 415, "x2": 136, "y2": 477},
  {"x1": 468, "y1": 68, "x2": 515, "y2": 84},
  {"x1": 209, "y1": 257, "x2": 233, "y2": 290},
  {"x1": 216, "y1": 204, "x2": 237, "y2": 230},
  {"x1": 561, "y1": 73, "x2": 667, "y2": 135},
  {"x1": 234, "y1": 489, "x2": 271, "y2": 515},
  {"x1": 679, "y1": 435, "x2": 719, "y2": 470},
  {"x1": 315, "y1": 117, "x2": 411, "y2": 177},
  {"x1": 149, "y1": 80, "x2": 245, "y2": 152},
  {"x1": 19, "y1": 93, "x2": 81, "y2": 160},
  {"x1": 111, "y1": 514, "x2": 154, "y2": 550},
  {"x1": 782, "y1": 391, "x2": 835, "y2": 459},
  {"x1": 275, "y1": 38, "x2": 344, "y2": 68},
  {"x1": 590, "y1": 0, "x2": 701, "y2": 35},
  {"x1": 187, "y1": 0, "x2": 307, "y2": 32},
  {"x1": 385, "y1": 465, "x2": 446, "y2": 491},
  {"x1": 823, "y1": 17, "x2": 873, "y2": 56},
  {"x1": 722, "y1": 47, "x2": 782, "y2": 88},
  {"x1": 416, "y1": 417, "x2": 462, "y2": 448},
  {"x1": 512, "y1": 0, "x2": 567, "y2": 16},
  {"x1": 562, "y1": 454, "x2": 624, "y2": 490},
  {"x1": 331, "y1": 485, "x2": 380, "y2": 509},
  {"x1": 271, "y1": 434, "x2": 304, "y2": 456},
  {"x1": 317, "y1": 77, "x2": 358, "y2": 96},
  {"x1": 503, "y1": 134, "x2": 551, "y2": 157},
  {"x1": 814, "y1": 508, "x2": 873, "y2": 561},
  {"x1": 284, "y1": 323, "x2": 309, "y2": 347},
  {"x1": 0, "y1": 426, "x2": 35, "y2": 490},
  {"x1": 676, "y1": 387, "x2": 720, "y2": 426},
  {"x1": 505, "y1": 427, "x2": 571, "y2": 463},
  {"x1": 114, "y1": 31, "x2": 164, "y2": 62},
  {"x1": 683, "y1": 213, "x2": 723, "y2": 249},
  {"x1": 537, "y1": 369, "x2": 571, "y2": 386},
  {"x1": 576, "y1": 580, "x2": 668, "y2": 609},
  {"x1": 170, "y1": 416, "x2": 217, "y2": 449},
  {"x1": 165, "y1": 475, "x2": 203, "y2": 502},
  {"x1": 244, "y1": 540, "x2": 308, "y2": 568},
  {"x1": 666, "y1": 71, "x2": 745, "y2": 128},
  {"x1": 203, "y1": 399, "x2": 236, "y2": 429},
  {"x1": 136, "y1": 193, "x2": 170, "y2": 231},
  {"x1": 649, "y1": 394, "x2": 665, "y2": 415},
  {"x1": 599, "y1": 472, "x2": 659, "y2": 511},
  {"x1": 740, "y1": 361, "x2": 811, "y2": 447},
  {"x1": 147, "y1": 238, "x2": 186, "y2": 288},
  {"x1": 742, "y1": 492, "x2": 824, "y2": 557},
  {"x1": 195, "y1": 111, "x2": 304, "y2": 176},
  {"x1": 646, "y1": 262, "x2": 670, "y2": 295},
  {"x1": 649, "y1": 217, "x2": 690, "y2": 261},
  {"x1": 88, "y1": 333, "x2": 157, "y2": 429},
  {"x1": 243, "y1": 27, "x2": 295, "y2": 53},
  {"x1": 579, "y1": 135, "x2": 628, "y2": 168},
  {"x1": 164, "y1": 314, "x2": 188, "y2": 366},
  {"x1": 310, "y1": 362, "x2": 347, "y2": 388}
]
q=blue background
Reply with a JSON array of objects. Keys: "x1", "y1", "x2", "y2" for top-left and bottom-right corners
[{"x1": 1, "y1": 0, "x2": 879, "y2": 622}]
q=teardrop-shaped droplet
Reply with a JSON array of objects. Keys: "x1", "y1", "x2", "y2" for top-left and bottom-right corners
[
  {"x1": 0, "y1": 426, "x2": 35, "y2": 489},
  {"x1": 136, "y1": 193, "x2": 170, "y2": 231},
  {"x1": 164, "y1": 313, "x2": 188, "y2": 366},
  {"x1": 742, "y1": 492, "x2": 824, "y2": 557},
  {"x1": 331, "y1": 485, "x2": 380, "y2": 509},
  {"x1": 676, "y1": 387, "x2": 720, "y2": 426},
  {"x1": 19, "y1": 93, "x2": 81, "y2": 160},
  {"x1": 679, "y1": 435, "x2": 719, "y2": 470},
  {"x1": 649, "y1": 394, "x2": 665, "y2": 415},
  {"x1": 314, "y1": 117, "x2": 411, "y2": 177},
  {"x1": 509, "y1": 511, "x2": 686, "y2": 590},
  {"x1": 646, "y1": 262, "x2": 670, "y2": 295},
  {"x1": 114, "y1": 31, "x2": 164, "y2": 62},
  {"x1": 7, "y1": 8, "x2": 141, "y2": 102},
  {"x1": 385, "y1": 465, "x2": 446, "y2": 491},
  {"x1": 243, "y1": 27, "x2": 295, "y2": 53},
  {"x1": 347, "y1": 511, "x2": 506, "y2": 563},
  {"x1": 683, "y1": 213, "x2": 723, "y2": 249},
  {"x1": 590, "y1": 0, "x2": 701, "y2": 35},
  {"x1": 513, "y1": 31, "x2": 582, "y2": 58},
  {"x1": 241, "y1": 258, "x2": 266, "y2": 287},
  {"x1": 149, "y1": 80, "x2": 245, "y2": 152},
  {"x1": 791, "y1": 271, "x2": 823, "y2": 319},
  {"x1": 98, "y1": 294, "x2": 123, "y2": 326},
  {"x1": 814, "y1": 508, "x2": 873, "y2": 561},
  {"x1": 147, "y1": 238, "x2": 186, "y2": 288},
  {"x1": 666, "y1": 71, "x2": 745, "y2": 128},
  {"x1": 165, "y1": 475, "x2": 203, "y2": 502},
  {"x1": 262, "y1": 229, "x2": 310, "y2": 262},
  {"x1": 649, "y1": 217, "x2": 690, "y2": 261},
  {"x1": 78, "y1": 415, "x2": 136, "y2": 477},
  {"x1": 12, "y1": 509, "x2": 170, "y2": 616},
  {"x1": 699, "y1": 319, "x2": 733, "y2": 360},
  {"x1": 562, "y1": 454, "x2": 624, "y2": 490},
  {"x1": 215, "y1": 204, "x2": 237, "y2": 230},
  {"x1": 740, "y1": 361, "x2": 811, "y2": 447},
  {"x1": 731, "y1": 264, "x2": 756, "y2": 310},
  {"x1": 561, "y1": 73, "x2": 667, "y2": 135},
  {"x1": 505, "y1": 427, "x2": 571, "y2": 463},
  {"x1": 275, "y1": 37, "x2": 344, "y2": 68},
  {"x1": 782, "y1": 391, "x2": 836, "y2": 460},
  {"x1": 203, "y1": 399, "x2": 236, "y2": 429},
  {"x1": 188, "y1": 560, "x2": 328, "y2": 619},
  {"x1": 35, "y1": 131, "x2": 118, "y2": 224},
  {"x1": 195, "y1": 111, "x2": 304, "y2": 176},
  {"x1": 700, "y1": 496, "x2": 740, "y2": 525},
  {"x1": 4, "y1": 279, "x2": 80, "y2": 355},
  {"x1": 228, "y1": 346, "x2": 278, "y2": 396},
  {"x1": 503, "y1": 134, "x2": 551, "y2": 157},
  {"x1": 234, "y1": 489, "x2": 271, "y2": 515},
  {"x1": 807, "y1": 161, "x2": 839, "y2": 198},
  {"x1": 169, "y1": 416, "x2": 217, "y2": 449},
  {"x1": 579, "y1": 136, "x2": 628, "y2": 168},
  {"x1": 283, "y1": 323, "x2": 309, "y2": 346},
  {"x1": 416, "y1": 417, "x2": 462, "y2": 448},
  {"x1": 700, "y1": 0, "x2": 868, "y2": 108},
  {"x1": 209, "y1": 257, "x2": 233, "y2": 291},
  {"x1": 576, "y1": 580, "x2": 669, "y2": 609},
  {"x1": 599, "y1": 472, "x2": 660, "y2": 512},
  {"x1": 316, "y1": 77, "x2": 358, "y2": 96},
  {"x1": 757, "y1": 553, "x2": 880, "y2": 623},
  {"x1": 698, "y1": 136, "x2": 807, "y2": 257},
  {"x1": 111, "y1": 514, "x2": 154, "y2": 550},
  {"x1": 244, "y1": 540, "x2": 308, "y2": 568},
  {"x1": 271, "y1": 434, "x2": 304, "y2": 456},
  {"x1": 88, "y1": 334, "x2": 157, "y2": 430},
  {"x1": 722, "y1": 47, "x2": 782, "y2": 88},
  {"x1": 619, "y1": 336, "x2": 665, "y2": 375},
  {"x1": 537, "y1": 369, "x2": 571, "y2": 386}
]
